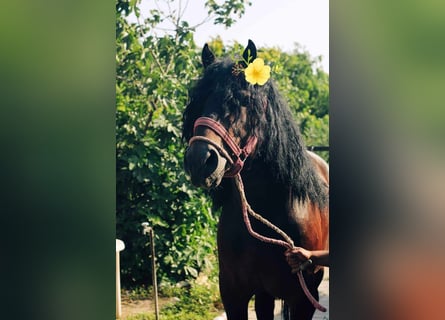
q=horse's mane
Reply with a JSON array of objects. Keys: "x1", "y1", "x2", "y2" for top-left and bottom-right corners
[{"x1": 182, "y1": 58, "x2": 328, "y2": 209}]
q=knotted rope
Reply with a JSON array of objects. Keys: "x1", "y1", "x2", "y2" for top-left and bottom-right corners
[{"x1": 233, "y1": 173, "x2": 327, "y2": 312}]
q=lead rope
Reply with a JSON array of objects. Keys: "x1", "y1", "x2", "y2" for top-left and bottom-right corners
[
  {"x1": 189, "y1": 134, "x2": 326, "y2": 312},
  {"x1": 233, "y1": 174, "x2": 327, "y2": 312}
]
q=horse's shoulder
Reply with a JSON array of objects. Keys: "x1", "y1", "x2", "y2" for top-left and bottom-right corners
[{"x1": 306, "y1": 151, "x2": 329, "y2": 184}]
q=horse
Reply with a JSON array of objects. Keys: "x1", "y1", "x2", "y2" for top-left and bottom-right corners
[{"x1": 182, "y1": 40, "x2": 329, "y2": 320}]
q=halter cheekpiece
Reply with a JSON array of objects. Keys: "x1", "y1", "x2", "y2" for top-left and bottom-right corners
[{"x1": 189, "y1": 117, "x2": 258, "y2": 177}]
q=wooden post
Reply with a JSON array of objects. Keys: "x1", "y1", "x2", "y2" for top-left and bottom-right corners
[
  {"x1": 149, "y1": 228, "x2": 159, "y2": 320},
  {"x1": 142, "y1": 223, "x2": 159, "y2": 320}
]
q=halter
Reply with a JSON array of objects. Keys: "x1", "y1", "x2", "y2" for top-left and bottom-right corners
[{"x1": 189, "y1": 117, "x2": 258, "y2": 177}]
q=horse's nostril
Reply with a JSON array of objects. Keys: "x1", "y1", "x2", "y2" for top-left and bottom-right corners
[
  {"x1": 184, "y1": 142, "x2": 227, "y2": 188},
  {"x1": 184, "y1": 144, "x2": 219, "y2": 179},
  {"x1": 205, "y1": 149, "x2": 218, "y2": 170}
]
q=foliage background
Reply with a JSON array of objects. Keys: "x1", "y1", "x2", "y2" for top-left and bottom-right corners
[{"x1": 116, "y1": 0, "x2": 329, "y2": 287}]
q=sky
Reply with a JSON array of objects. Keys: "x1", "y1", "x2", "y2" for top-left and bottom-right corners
[{"x1": 139, "y1": 0, "x2": 329, "y2": 72}]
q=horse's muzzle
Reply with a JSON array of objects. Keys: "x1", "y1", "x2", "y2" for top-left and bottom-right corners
[{"x1": 184, "y1": 141, "x2": 227, "y2": 189}]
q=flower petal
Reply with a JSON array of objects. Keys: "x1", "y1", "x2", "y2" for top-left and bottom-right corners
[
  {"x1": 253, "y1": 58, "x2": 265, "y2": 68},
  {"x1": 244, "y1": 58, "x2": 270, "y2": 85}
]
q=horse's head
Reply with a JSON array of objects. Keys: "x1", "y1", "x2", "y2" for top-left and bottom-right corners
[{"x1": 183, "y1": 40, "x2": 268, "y2": 189}]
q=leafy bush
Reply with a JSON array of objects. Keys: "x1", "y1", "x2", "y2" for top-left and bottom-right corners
[
  {"x1": 116, "y1": 0, "x2": 218, "y2": 286},
  {"x1": 160, "y1": 283, "x2": 221, "y2": 319}
]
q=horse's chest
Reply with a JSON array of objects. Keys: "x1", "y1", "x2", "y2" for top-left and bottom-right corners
[{"x1": 217, "y1": 207, "x2": 289, "y2": 265}]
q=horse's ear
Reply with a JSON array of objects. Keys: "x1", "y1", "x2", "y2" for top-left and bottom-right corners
[
  {"x1": 202, "y1": 43, "x2": 215, "y2": 68},
  {"x1": 242, "y1": 39, "x2": 257, "y2": 65}
]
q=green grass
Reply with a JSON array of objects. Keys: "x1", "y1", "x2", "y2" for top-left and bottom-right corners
[
  {"x1": 123, "y1": 286, "x2": 153, "y2": 301},
  {"x1": 122, "y1": 278, "x2": 222, "y2": 320}
]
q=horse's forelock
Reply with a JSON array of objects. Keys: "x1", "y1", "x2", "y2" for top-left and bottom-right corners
[{"x1": 183, "y1": 58, "x2": 248, "y2": 140}]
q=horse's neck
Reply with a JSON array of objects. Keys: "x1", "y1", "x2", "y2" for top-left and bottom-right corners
[
  {"x1": 215, "y1": 156, "x2": 328, "y2": 250},
  {"x1": 217, "y1": 171, "x2": 307, "y2": 247},
  {"x1": 234, "y1": 168, "x2": 291, "y2": 221}
]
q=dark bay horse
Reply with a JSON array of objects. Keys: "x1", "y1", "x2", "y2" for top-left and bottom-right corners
[{"x1": 182, "y1": 40, "x2": 329, "y2": 320}]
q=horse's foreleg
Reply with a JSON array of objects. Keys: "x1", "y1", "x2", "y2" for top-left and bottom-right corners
[
  {"x1": 288, "y1": 301, "x2": 316, "y2": 320},
  {"x1": 255, "y1": 291, "x2": 275, "y2": 320},
  {"x1": 220, "y1": 292, "x2": 251, "y2": 320},
  {"x1": 287, "y1": 291, "x2": 318, "y2": 320},
  {"x1": 219, "y1": 278, "x2": 251, "y2": 320}
]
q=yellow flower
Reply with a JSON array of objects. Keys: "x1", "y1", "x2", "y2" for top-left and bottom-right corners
[{"x1": 244, "y1": 58, "x2": 271, "y2": 85}]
